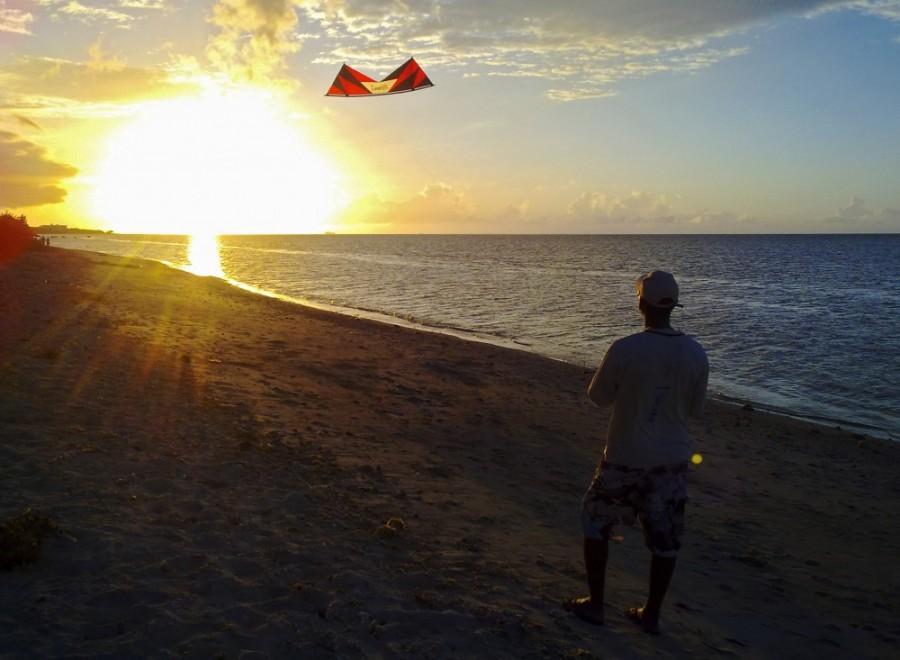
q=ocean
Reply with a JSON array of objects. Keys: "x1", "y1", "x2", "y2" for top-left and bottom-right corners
[{"x1": 51, "y1": 233, "x2": 900, "y2": 439}]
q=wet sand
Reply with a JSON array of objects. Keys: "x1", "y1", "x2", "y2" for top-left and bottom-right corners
[{"x1": 1, "y1": 247, "x2": 898, "y2": 658}]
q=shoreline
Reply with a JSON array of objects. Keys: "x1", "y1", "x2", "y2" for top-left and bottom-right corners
[
  {"x1": 63, "y1": 243, "x2": 895, "y2": 442},
  {"x1": 211, "y1": 267, "x2": 896, "y2": 442},
  {"x1": 2, "y1": 247, "x2": 898, "y2": 657}
]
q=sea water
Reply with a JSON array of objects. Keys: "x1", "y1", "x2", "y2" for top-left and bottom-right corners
[{"x1": 51, "y1": 233, "x2": 900, "y2": 439}]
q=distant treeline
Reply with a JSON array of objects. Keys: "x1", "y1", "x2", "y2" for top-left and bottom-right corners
[{"x1": 34, "y1": 224, "x2": 112, "y2": 235}]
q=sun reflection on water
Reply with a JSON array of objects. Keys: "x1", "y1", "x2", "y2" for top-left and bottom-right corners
[{"x1": 186, "y1": 233, "x2": 224, "y2": 277}]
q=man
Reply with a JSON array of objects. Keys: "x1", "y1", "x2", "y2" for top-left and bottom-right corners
[{"x1": 565, "y1": 270, "x2": 708, "y2": 634}]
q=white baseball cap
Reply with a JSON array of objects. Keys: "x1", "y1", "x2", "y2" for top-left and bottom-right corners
[{"x1": 636, "y1": 270, "x2": 683, "y2": 308}]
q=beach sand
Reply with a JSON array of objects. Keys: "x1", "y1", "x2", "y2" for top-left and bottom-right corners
[{"x1": 1, "y1": 247, "x2": 898, "y2": 659}]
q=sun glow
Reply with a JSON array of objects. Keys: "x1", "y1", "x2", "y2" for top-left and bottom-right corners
[
  {"x1": 91, "y1": 86, "x2": 344, "y2": 234},
  {"x1": 186, "y1": 233, "x2": 224, "y2": 277}
]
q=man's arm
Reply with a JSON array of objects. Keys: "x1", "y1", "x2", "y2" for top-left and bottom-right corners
[
  {"x1": 588, "y1": 343, "x2": 619, "y2": 407},
  {"x1": 689, "y1": 351, "x2": 709, "y2": 419}
]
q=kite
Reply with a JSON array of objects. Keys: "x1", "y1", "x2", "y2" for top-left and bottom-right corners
[{"x1": 326, "y1": 57, "x2": 434, "y2": 97}]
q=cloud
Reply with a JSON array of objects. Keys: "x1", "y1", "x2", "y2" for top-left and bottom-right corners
[
  {"x1": 825, "y1": 195, "x2": 900, "y2": 229},
  {"x1": 30, "y1": 0, "x2": 170, "y2": 28},
  {"x1": 830, "y1": 194, "x2": 869, "y2": 220},
  {"x1": 207, "y1": 0, "x2": 305, "y2": 83},
  {"x1": 337, "y1": 183, "x2": 773, "y2": 234},
  {"x1": 339, "y1": 185, "x2": 763, "y2": 233},
  {"x1": 117, "y1": 0, "x2": 168, "y2": 8},
  {"x1": 499, "y1": 199, "x2": 531, "y2": 220},
  {"x1": 820, "y1": 1, "x2": 900, "y2": 21},
  {"x1": 568, "y1": 190, "x2": 677, "y2": 223},
  {"x1": 87, "y1": 39, "x2": 128, "y2": 72},
  {"x1": 339, "y1": 182, "x2": 476, "y2": 232},
  {"x1": 566, "y1": 189, "x2": 758, "y2": 231},
  {"x1": 36, "y1": 0, "x2": 135, "y2": 26},
  {"x1": 1, "y1": 1, "x2": 33, "y2": 34},
  {"x1": 0, "y1": 130, "x2": 78, "y2": 207},
  {"x1": 684, "y1": 209, "x2": 756, "y2": 228},
  {"x1": 297, "y1": 1, "x2": 867, "y2": 100},
  {"x1": 0, "y1": 54, "x2": 199, "y2": 117},
  {"x1": 12, "y1": 113, "x2": 42, "y2": 130}
]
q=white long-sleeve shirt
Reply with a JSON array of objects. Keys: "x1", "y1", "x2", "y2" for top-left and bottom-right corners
[{"x1": 589, "y1": 327, "x2": 709, "y2": 468}]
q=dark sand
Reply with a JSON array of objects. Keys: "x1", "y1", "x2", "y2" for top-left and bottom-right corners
[{"x1": 1, "y1": 248, "x2": 898, "y2": 658}]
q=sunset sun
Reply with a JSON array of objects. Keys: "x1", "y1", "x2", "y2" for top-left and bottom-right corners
[{"x1": 91, "y1": 86, "x2": 344, "y2": 235}]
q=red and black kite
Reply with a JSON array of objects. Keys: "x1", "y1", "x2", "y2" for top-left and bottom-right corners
[{"x1": 326, "y1": 57, "x2": 434, "y2": 97}]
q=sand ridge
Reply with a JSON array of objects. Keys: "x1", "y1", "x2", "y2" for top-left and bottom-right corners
[{"x1": 1, "y1": 248, "x2": 898, "y2": 658}]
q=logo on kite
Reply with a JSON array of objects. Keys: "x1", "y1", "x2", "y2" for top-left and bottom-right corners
[{"x1": 326, "y1": 57, "x2": 433, "y2": 97}]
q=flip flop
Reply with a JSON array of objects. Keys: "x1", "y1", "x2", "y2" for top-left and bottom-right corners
[
  {"x1": 625, "y1": 606, "x2": 661, "y2": 635},
  {"x1": 563, "y1": 597, "x2": 604, "y2": 626}
]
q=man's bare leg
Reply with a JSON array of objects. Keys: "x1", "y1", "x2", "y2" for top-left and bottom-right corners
[
  {"x1": 585, "y1": 537, "x2": 609, "y2": 609},
  {"x1": 565, "y1": 537, "x2": 608, "y2": 624},
  {"x1": 628, "y1": 554, "x2": 676, "y2": 633}
]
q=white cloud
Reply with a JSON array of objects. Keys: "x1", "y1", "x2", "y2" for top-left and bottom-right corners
[
  {"x1": 116, "y1": 0, "x2": 168, "y2": 8},
  {"x1": 32, "y1": 0, "x2": 171, "y2": 27},
  {"x1": 568, "y1": 190, "x2": 676, "y2": 223},
  {"x1": 0, "y1": 2, "x2": 33, "y2": 34},
  {"x1": 297, "y1": 1, "x2": 863, "y2": 100},
  {"x1": 825, "y1": 195, "x2": 900, "y2": 229},
  {"x1": 565, "y1": 189, "x2": 759, "y2": 231},
  {"x1": 828, "y1": 1, "x2": 900, "y2": 21},
  {"x1": 685, "y1": 209, "x2": 755, "y2": 228},
  {"x1": 339, "y1": 182, "x2": 476, "y2": 232},
  {"x1": 87, "y1": 38, "x2": 127, "y2": 72},
  {"x1": 339, "y1": 185, "x2": 766, "y2": 233},
  {"x1": 54, "y1": 0, "x2": 134, "y2": 26},
  {"x1": 207, "y1": 0, "x2": 306, "y2": 83},
  {"x1": 21, "y1": 0, "x2": 900, "y2": 95}
]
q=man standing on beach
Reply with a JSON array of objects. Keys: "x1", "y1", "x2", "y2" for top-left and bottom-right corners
[{"x1": 565, "y1": 270, "x2": 708, "y2": 634}]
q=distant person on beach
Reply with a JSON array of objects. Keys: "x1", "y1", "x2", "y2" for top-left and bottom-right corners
[{"x1": 565, "y1": 270, "x2": 708, "y2": 634}]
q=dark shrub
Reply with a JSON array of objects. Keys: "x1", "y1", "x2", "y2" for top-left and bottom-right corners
[{"x1": 0, "y1": 212, "x2": 36, "y2": 265}]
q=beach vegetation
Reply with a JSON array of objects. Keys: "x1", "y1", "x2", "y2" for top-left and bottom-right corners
[
  {"x1": 0, "y1": 212, "x2": 39, "y2": 264},
  {"x1": 0, "y1": 508, "x2": 56, "y2": 570}
]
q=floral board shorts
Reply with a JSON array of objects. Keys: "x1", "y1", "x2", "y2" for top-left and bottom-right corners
[{"x1": 581, "y1": 460, "x2": 689, "y2": 557}]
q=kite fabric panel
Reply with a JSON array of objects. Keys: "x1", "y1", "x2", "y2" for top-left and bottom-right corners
[{"x1": 326, "y1": 57, "x2": 434, "y2": 97}]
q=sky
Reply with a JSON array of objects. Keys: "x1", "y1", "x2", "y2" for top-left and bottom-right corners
[{"x1": 2, "y1": 0, "x2": 900, "y2": 234}]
